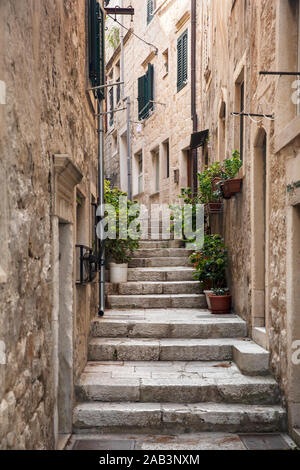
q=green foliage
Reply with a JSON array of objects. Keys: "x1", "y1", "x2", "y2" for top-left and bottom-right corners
[
  {"x1": 212, "y1": 288, "x2": 230, "y2": 296},
  {"x1": 190, "y1": 235, "x2": 228, "y2": 289},
  {"x1": 104, "y1": 181, "x2": 140, "y2": 264},
  {"x1": 223, "y1": 150, "x2": 243, "y2": 180}
]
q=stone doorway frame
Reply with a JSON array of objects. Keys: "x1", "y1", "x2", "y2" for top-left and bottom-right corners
[
  {"x1": 251, "y1": 128, "x2": 270, "y2": 348},
  {"x1": 286, "y1": 176, "x2": 300, "y2": 444},
  {"x1": 51, "y1": 155, "x2": 83, "y2": 448}
]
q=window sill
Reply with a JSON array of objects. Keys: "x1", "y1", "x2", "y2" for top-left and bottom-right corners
[{"x1": 274, "y1": 114, "x2": 300, "y2": 153}]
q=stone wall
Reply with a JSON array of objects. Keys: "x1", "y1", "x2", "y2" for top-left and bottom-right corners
[
  {"x1": 196, "y1": 0, "x2": 300, "y2": 424},
  {"x1": 0, "y1": 0, "x2": 100, "y2": 449}
]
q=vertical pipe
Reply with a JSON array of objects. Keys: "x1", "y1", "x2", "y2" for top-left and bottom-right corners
[
  {"x1": 126, "y1": 96, "x2": 132, "y2": 200},
  {"x1": 191, "y1": 0, "x2": 198, "y2": 195},
  {"x1": 98, "y1": 99, "x2": 105, "y2": 317},
  {"x1": 120, "y1": 0, "x2": 125, "y2": 99}
]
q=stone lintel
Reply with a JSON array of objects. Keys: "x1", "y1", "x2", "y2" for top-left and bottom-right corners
[{"x1": 53, "y1": 154, "x2": 83, "y2": 223}]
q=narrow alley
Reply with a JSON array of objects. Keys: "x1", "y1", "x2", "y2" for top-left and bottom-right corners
[{"x1": 0, "y1": 0, "x2": 300, "y2": 456}]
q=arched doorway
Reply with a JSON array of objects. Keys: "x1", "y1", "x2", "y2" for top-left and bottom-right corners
[{"x1": 251, "y1": 129, "x2": 269, "y2": 334}]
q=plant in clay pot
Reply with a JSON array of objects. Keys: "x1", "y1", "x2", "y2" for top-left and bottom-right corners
[
  {"x1": 208, "y1": 288, "x2": 232, "y2": 315},
  {"x1": 190, "y1": 235, "x2": 229, "y2": 309},
  {"x1": 221, "y1": 150, "x2": 243, "y2": 198},
  {"x1": 104, "y1": 181, "x2": 140, "y2": 283}
]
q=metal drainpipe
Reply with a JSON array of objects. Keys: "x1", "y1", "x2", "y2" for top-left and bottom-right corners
[
  {"x1": 191, "y1": 0, "x2": 198, "y2": 195},
  {"x1": 98, "y1": 98, "x2": 105, "y2": 317},
  {"x1": 126, "y1": 96, "x2": 132, "y2": 200}
]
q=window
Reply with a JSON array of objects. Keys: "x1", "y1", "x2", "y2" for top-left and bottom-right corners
[
  {"x1": 147, "y1": 0, "x2": 155, "y2": 24},
  {"x1": 109, "y1": 87, "x2": 114, "y2": 127},
  {"x1": 177, "y1": 30, "x2": 188, "y2": 92},
  {"x1": 116, "y1": 61, "x2": 121, "y2": 104},
  {"x1": 163, "y1": 140, "x2": 170, "y2": 179},
  {"x1": 88, "y1": 0, "x2": 105, "y2": 100},
  {"x1": 136, "y1": 152, "x2": 144, "y2": 194},
  {"x1": 138, "y1": 63, "x2": 154, "y2": 120},
  {"x1": 152, "y1": 150, "x2": 160, "y2": 193}
]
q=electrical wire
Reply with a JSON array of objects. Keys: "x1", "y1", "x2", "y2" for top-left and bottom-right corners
[{"x1": 107, "y1": 14, "x2": 159, "y2": 55}]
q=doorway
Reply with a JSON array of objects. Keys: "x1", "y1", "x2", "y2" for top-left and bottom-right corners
[
  {"x1": 287, "y1": 202, "x2": 300, "y2": 430},
  {"x1": 252, "y1": 129, "x2": 268, "y2": 329},
  {"x1": 57, "y1": 222, "x2": 74, "y2": 435}
]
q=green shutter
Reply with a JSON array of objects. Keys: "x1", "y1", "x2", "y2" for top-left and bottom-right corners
[
  {"x1": 147, "y1": 63, "x2": 154, "y2": 115},
  {"x1": 89, "y1": 0, "x2": 105, "y2": 100},
  {"x1": 177, "y1": 30, "x2": 188, "y2": 92},
  {"x1": 147, "y1": 0, "x2": 154, "y2": 24},
  {"x1": 138, "y1": 64, "x2": 154, "y2": 120}
]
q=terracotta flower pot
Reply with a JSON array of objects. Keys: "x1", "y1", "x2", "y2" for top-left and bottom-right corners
[
  {"x1": 221, "y1": 183, "x2": 232, "y2": 200},
  {"x1": 223, "y1": 178, "x2": 243, "y2": 197},
  {"x1": 207, "y1": 202, "x2": 223, "y2": 214},
  {"x1": 208, "y1": 294, "x2": 232, "y2": 314}
]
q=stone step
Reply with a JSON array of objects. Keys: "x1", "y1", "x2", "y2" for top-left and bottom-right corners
[
  {"x1": 73, "y1": 402, "x2": 287, "y2": 435},
  {"x1": 127, "y1": 267, "x2": 195, "y2": 282},
  {"x1": 88, "y1": 338, "x2": 257, "y2": 362},
  {"x1": 132, "y1": 248, "x2": 193, "y2": 259},
  {"x1": 91, "y1": 309, "x2": 248, "y2": 339},
  {"x1": 129, "y1": 257, "x2": 191, "y2": 268},
  {"x1": 106, "y1": 294, "x2": 207, "y2": 309},
  {"x1": 139, "y1": 240, "x2": 184, "y2": 249},
  {"x1": 233, "y1": 342, "x2": 270, "y2": 376},
  {"x1": 105, "y1": 281, "x2": 202, "y2": 296},
  {"x1": 75, "y1": 361, "x2": 281, "y2": 405}
]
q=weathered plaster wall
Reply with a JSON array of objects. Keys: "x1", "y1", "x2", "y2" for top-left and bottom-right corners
[{"x1": 0, "y1": 0, "x2": 99, "y2": 449}]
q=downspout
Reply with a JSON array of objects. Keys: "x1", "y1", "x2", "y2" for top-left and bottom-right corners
[
  {"x1": 98, "y1": 99, "x2": 105, "y2": 317},
  {"x1": 191, "y1": 0, "x2": 198, "y2": 195}
]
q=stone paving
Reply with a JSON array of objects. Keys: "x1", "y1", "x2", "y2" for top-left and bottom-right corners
[{"x1": 67, "y1": 432, "x2": 297, "y2": 451}]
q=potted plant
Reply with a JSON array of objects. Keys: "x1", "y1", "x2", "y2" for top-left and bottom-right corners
[
  {"x1": 104, "y1": 181, "x2": 140, "y2": 283},
  {"x1": 190, "y1": 235, "x2": 229, "y2": 310},
  {"x1": 208, "y1": 288, "x2": 232, "y2": 314},
  {"x1": 221, "y1": 150, "x2": 243, "y2": 198},
  {"x1": 198, "y1": 166, "x2": 223, "y2": 214}
]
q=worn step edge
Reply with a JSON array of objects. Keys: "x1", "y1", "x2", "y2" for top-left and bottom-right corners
[
  {"x1": 75, "y1": 376, "x2": 281, "y2": 405},
  {"x1": 73, "y1": 402, "x2": 287, "y2": 434},
  {"x1": 88, "y1": 338, "x2": 246, "y2": 362},
  {"x1": 91, "y1": 315, "x2": 248, "y2": 340}
]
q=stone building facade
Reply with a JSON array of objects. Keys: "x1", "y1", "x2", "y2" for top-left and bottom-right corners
[
  {"x1": 0, "y1": 0, "x2": 103, "y2": 449},
  {"x1": 104, "y1": 0, "x2": 195, "y2": 207},
  {"x1": 104, "y1": 0, "x2": 300, "y2": 443},
  {"x1": 195, "y1": 0, "x2": 300, "y2": 443}
]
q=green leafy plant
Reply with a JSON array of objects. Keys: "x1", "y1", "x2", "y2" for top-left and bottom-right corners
[
  {"x1": 190, "y1": 235, "x2": 228, "y2": 289},
  {"x1": 223, "y1": 150, "x2": 243, "y2": 180},
  {"x1": 104, "y1": 181, "x2": 140, "y2": 264},
  {"x1": 211, "y1": 288, "x2": 230, "y2": 296}
]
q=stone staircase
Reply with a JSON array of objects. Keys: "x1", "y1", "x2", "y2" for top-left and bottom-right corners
[{"x1": 73, "y1": 238, "x2": 287, "y2": 436}]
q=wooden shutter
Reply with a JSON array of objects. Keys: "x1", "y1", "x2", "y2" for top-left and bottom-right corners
[
  {"x1": 138, "y1": 75, "x2": 146, "y2": 120},
  {"x1": 138, "y1": 64, "x2": 154, "y2": 120},
  {"x1": 147, "y1": 0, "x2": 154, "y2": 24},
  {"x1": 177, "y1": 30, "x2": 188, "y2": 91},
  {"x1": 88, "y1": 0, "x2": 105, "y2": 100},
  {"x1": 109, "y1": 88, "x2": 114, "y2": 126}
]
